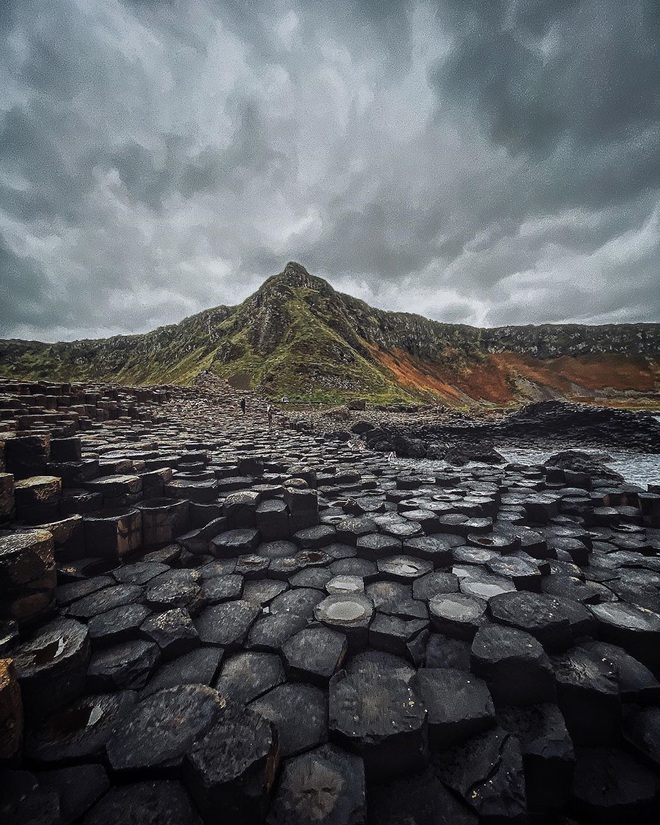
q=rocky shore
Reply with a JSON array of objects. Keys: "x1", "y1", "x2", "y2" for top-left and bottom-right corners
[
  {"x1": 293, "y1": 400, "x2": 660, "y2": 464},
  {"x1": 2, "y1": 378, "x2": 660, "y2": 823}
]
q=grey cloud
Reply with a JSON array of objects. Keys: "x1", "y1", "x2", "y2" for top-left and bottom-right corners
[
  {"x1": 0, "y1": 233, "x2": 73, "y2": 335},
  {"x1": 432, "y1": 1, "x2": 660, "y2": 211},
  {"x1": 0, "y1": 0, "x2": 659, "y2": 340}
]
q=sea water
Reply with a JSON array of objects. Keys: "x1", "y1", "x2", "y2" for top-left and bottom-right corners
[
  {"x1": 398, "y1": 416, "x2": 660, "y2": 488},
  {"x1": 402, "y1": 446, "x2": 660, "y2": 488}
]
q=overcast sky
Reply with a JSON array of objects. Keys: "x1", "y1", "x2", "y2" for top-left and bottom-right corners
[{"x1": 1, "y1": 0, "x2": 659, "y2": 341}]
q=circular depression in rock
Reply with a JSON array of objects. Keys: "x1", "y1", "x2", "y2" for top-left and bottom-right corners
[{"x1": 325, "y1": 601, "x2": 367, "y2": 622}]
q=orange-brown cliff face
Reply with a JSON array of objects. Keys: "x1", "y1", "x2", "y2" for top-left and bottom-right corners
[{"x1": 1, "y1": 262, "x2": 659, "y2": 407}]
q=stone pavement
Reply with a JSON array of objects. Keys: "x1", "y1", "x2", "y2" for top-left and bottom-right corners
[{"x1": 1, "y1": 379, "x2": 660, "y2": 823}]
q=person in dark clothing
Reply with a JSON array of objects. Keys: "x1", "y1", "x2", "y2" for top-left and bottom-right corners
[{"x1": 239, "y1": 398, "x2": 246, "y2": 415}]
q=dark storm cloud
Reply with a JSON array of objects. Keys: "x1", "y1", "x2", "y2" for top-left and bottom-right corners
[{"x1": 0, "y1": 0, "x2": 658, "y2": 341}]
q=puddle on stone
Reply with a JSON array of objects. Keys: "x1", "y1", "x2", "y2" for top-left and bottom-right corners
[
  {"x1": 464, "y1": 583, "x2": 506, "y2": 599},
  {"x1": 326, "y1": 601, "x2": 366, "y2": 622},
  {"x1": 327, "y1": 576, "x2": 363, "y2": 594},
  {"x1": 32, "y1": 637, "x2": 66, "y2": 666},
  {"x1": 434, "y1": 598, "x2": 480, "y2": 621},
  {"x1": 88, "y1": 703, "x2": 104, "y2": 726}
]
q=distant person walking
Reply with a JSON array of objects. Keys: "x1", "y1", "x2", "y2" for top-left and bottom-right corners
[
  {"x1": 239, "y1": 398, "x2": 246, "y2": 415},
  {"x1": 267, "y1": 404, "x2": 273, "y2": 428}
]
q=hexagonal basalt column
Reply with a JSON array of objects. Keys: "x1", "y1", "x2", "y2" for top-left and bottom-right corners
[
  {"x1": 0, "y1": 658, "x2": 23, "y2": 760},
  {"x1": 0, "y1": 473, "x2": 15, "y2": 522},
  {"x1": 0, "y1": 529, "x2": 56, "y2": 627},
  {"x1": 137, "y1": 498, "x2": 189, "y2": 547},
  {"x1": 314, "y1": 594, "x2": 374, "y2": 651},
  {"x1": 268, "y1": 744, "x2": 366, "y2": 825},
  {"x1": 328, "y1": 668, "x2": 428, "y2": 779},
  {"x1": 183, "y1": 706, "x2": 280, "y2": 825},
  {"x1": 13, "y1": 617, "x2": 90, "y2": 725},
  {"x1": 14, "y1": 476, "x2": 62, "y2": 524},
  {"x1": 4, "y1": 434, "x2": 50, "y2": 480},
  {"x1": 83, "y1": 508, "x2": 143, "y2": 560}
]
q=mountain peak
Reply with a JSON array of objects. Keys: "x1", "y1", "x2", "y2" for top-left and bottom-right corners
[{"x1": 262, "y1": 261, "x2": 333, "y2": 293}]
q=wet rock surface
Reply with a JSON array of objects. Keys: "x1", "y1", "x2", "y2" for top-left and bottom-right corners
[{"x1": 2, "y1": 378, "x2": 660, "y2": 822}]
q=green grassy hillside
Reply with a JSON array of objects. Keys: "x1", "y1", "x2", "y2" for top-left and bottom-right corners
[{"x1": 2, "y1": 262, "x2": 659, "y2": 407}]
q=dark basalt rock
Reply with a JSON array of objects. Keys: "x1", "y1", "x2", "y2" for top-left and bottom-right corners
[
  {"x1": 0, "y1": 770, "x2": 61, "y2": 825},
  {"x1": 26, "y1": 691, "x2": 138, "y2": 764},
  {"x1": 288, "y1": 565, "x2": 334, "y2": 589},
  {"x1": 140, "y1": 647, "x2": 222, "y2": 698},
  {"x1": 105, "y1": 684, "x2": 226, "y2": 775},
  {"x1": 211, "y1": 528, "x2": 261, "y2": 558},
  {"x1": 144, "y1": 577, "x2": 205, "y2": 615},
  {"x1": 487, "y1": 591, "x2": 573, "y2": 651},
  {"x1": 366, "y1": 580, "x2": 427, "y2": 620},
  {"x1": 214, "y1": 651, "x2": 286, "y2": 704},
  {"x1": 410, "y1": 667, "x2": 495, "y2": 749},
  {"x1": 55, "y1": 575, "x2": 114, "y2": 607},
  {"x1": 328, "y1": 667, "x2": 428, "y2": 779},
  {"x1": 413, "y1": 571, "x2": 458, "y2": 602},
  {"x1": 281, "y1": 626, "x2": 348, "y2": 685},
  {"x1": 444, "y1": 441, "x2": 505, "y2": 467},
  {"x1": 403, "y1": 534, "x2": 458, "y2": 565},
  {"x1": 247, "y1": 611, "x2": 309, "y2": 652},
  {"x1": 7, "y1": 380, "x2": 660, "y2": 824},
  {"x1": 579, "y1": 639, "x2": 660, "y2": 703},
  {"x1": 424, "y1": 633, "x2": 472, "y2": 670},
  {"x1": 250, "y1": 682, "x2": 328, "y2": 758},
  {"x1": 377, "y1": 555, "x2": 433, "y2": 583},
  {"x1": 433, "y1": 726, "x2": 527, "y2": 821},
  {"x1": 195, "y1": 600, "x2": 261, "y2": 648},
  {"x1": 267, "y1": 744, "x2": 366, "y2": 825},
  {"x1": 552, "y1": 647, "x2": 621, "y2": 745},
  {"x1": 87, "y1": 602, "x2": 152, "y2": 647},
  {"x1": 140, "y1": 608, "x2": 199, "y2": 659},
  {"x1": 590, "y1": 602, "x2": 660, "y2": 678},
  {"x1": 367, "y1": 764, "x2": 478, "y2": 825},
  {"x1": 112, "y1": 561, "x2": 169, "y2": 585},
  {"x1": 87, "y1": 640, "x2": 160, "y2": 692},
  {"x1": 314, "y1": 593, "x2": 374, "y2": 650},
  {"x1": 497, "y1": 703, "x2": 575, "y2": 811},
  {"x1": 38, "y1": 764, "x2": 110, "y2": 825},
  {"x1": 329, "y1": 557, "x2": 377, "y2": 580},
  {"x1": 14, "y1": 617, "x2": 91, "y2": 725},
  {"x1": 0, "y1": 528, "x2": 57, "y2": 627},
  {"x1": 471, "y1": 623, "x2": 557, "y2": 706},
  {"x1": 235, "y1": 553, "x2": 271, "y2": 578},
  {"x1": 200, "y1": 573, "x2": 244, "y2": 604},
  {"x1": 242, "y1": 578, "x2": 288, "y2": 606},
  {"x1": 184, "y1": 706, "x2": 280, "y2": 825},
  {"x1": 369, "y1": 613, "x2": 429, "y2": 664},
  {"x1": 623, "y1": 706, "x2": 660, "y2": 769},
  {"x1": 269, "y1": 587, "x2": 325, "y2": 619},
  {"x1": 459, "y1": 570, "x2": 516, "y2": 600},
  {"x1": 293, "y1": 524, "x2": 336, "y2": 549},
  {"x1": 355, "y1": 532, "x2": 402, "y2": 561},
  {"x1": 570, "y1": 746, "x2": 660, "y2": 822},
  {"x1": 82, "y1": 780, "x2": 201, "y2": 825},
  {"x1": 428, "y1": 593, "x2": 486, "y2": 640},
  {"x1": 486, "y1": 555, "x2": 542, "y2": 590},
  {"x1": 67, "y1": 584, "x2": 143, "y2": 620},
  {"x1": 344, "y1": 649, "x2": 416, "y2": 682}
]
